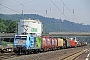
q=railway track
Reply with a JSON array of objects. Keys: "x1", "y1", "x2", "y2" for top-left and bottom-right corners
[
  {"x1": 60, "y1": 49, "x2": 89, "y2": 60},
  {"x1": 0, "y1": 52, "x2": 17, "y2": 60},
  {"x1": 0, "y1": 46, "x2": 88, "y2": 60}
]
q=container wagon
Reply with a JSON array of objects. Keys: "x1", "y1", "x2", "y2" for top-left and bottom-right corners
[
  {"x1": 69, "y1": 40, "x2": 76, "y2": 47},
  {"x1": 52, "y1": 38, "x2": 58, "y2": 50},
  {"x1": 41, "y1": 36, "x2": 52, "y2": 51},
  {"x1": 57, "y1": 38, "x2": 67, "y2": 49},
  {"x1": 76, "y1": 41, "x2": 81, "y2": 47},
  {"x1": 66, "y1": 39, "x2": 70, "y2": 48},
  {"x1": 63, "y1": 38, "x2": 67, "y2": 49},
  {"x1": 81, "y1": 42, "x2": 87, "y2": 46}
]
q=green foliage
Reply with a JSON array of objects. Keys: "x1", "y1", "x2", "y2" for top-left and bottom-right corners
[
  {"x1": 7, "y1": 21, "x2": 17, "y2": 33},
  {"x1": 0, "y1": 18, "x2": 6, "y2": 33},
  {"x1": 0, "y1": 14, "x2": 90, "y2": 33},
  {"x1": 2, "y1": 40, "x2": 12, "y2": 46},
  {"x1": 0, "y1": 18, "x2": 17, "y2": 33}
]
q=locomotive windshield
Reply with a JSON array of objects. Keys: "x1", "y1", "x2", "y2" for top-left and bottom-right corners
[{"x1": 14, "y1": 36, "x2": 27, "y2": 44}]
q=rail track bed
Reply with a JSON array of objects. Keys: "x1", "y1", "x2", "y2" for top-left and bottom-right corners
[
  {"x1": 0, "y1": 52, "x2": 17, "y2": 60},
  {"x1": 61, "y1": 49, "x2": 89, "y2": 60},
  {"x1": 2, "y1": 46, "x2": 89, "y2": 60}
]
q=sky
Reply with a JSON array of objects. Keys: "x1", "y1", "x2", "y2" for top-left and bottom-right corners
[{"x1": 0, "y1": 0, "x2": 90, "y2": 25}]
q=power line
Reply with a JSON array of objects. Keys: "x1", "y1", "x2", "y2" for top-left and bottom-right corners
[
  {"x1": 0, "y1": 0, "x2": 49, "y2": 16},
  {"x1": 0, "y1": 0, "x2": 36, "y2": 14},
  {"x1": 60, "y1": 0, "x2": 78, "y2": 21},
  {"x1": 50, "y1": 0, "x2": 69, "y2": 20},
  {"x1": 0, "y1": 0, "x2": 45, "y2": 18},
  {"x1": 60, "y1": 0, "x2": 81, "y2": 31},
  {"x1": 0, "y1": 4, "x2": 20, "y2": 14},
  {"x1": 14, "y1": 0, "x2": 45, "y2": 16},
  {"x1": 50, "y1": 0, "x2": 81, "y2": 32},
  {"x1": 9, "y1": 0, "x2": 35, "y2": 7}
]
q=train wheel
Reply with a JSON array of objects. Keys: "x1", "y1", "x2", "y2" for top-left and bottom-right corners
[
  {"x1": 0, "y1": 49, "x2": 1, "y2": 52},
  {"x1": 25, "y1": 50, "x2": 29, "y2": 55},
  {"x1": 40, "y1": 49, "x2": 43, "y2": 53},
  {"x1": 35, "y1": 49, "x2": 38, "y2": 53},
  {"x1": 53, "y1": 48, "x2": 55, "y2": 51}
]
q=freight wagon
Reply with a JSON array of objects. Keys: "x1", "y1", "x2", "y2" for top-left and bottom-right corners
[
  {"x1": 66, "y1": 39, "x2": 70, "y2": 48},
  {"x1": 41, "y1": 36, "x2": 52, "y2": 51},
  {"x1": 76, "y1": 41, "x2": 81, "y2": 47},
  {"x1": 81, "y1": 42, "x2": 87, "y2": 46},
  {"x1": 69, "y1": 40, "x2": 76, "y2": 47},
  {"x1": 57, "y1": 38, "x2": 67, "y2": 49},
  {"x1": 41, "y1": 36, "x2": 58, "y2": 51},
  {"x1": 51, "y1": 38, "x2": 58, "y2": 50}
]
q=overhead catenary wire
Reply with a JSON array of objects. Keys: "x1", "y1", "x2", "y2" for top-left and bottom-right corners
[
  {"x1": 0, "y1": 0, "x2": 45, "y2": 18},
  {"x1": 14, "y1": 0, "x2": 45, "y2": 16},
  {"x1": 50, "y1": 0, "x2": 69, "y2": 20},
  {"x1": 60, "y1": 0, "x2": 82, "y2": 31},
  {"x1": 0, "y1": 0, "x2": 42, "y2": 15},
  {"x1": 50, "y1": 0, "x2": 81, "y2": 32},
  {"x1": 0, "y1": 4, "x2": 20, "y2": 14},
  {"x1": 60, "y1": 0, "x2": 78, "y2": 21},
  {"x1": 0, "y1": 0, "x2": 45, "y2": 20},
  {"x1": 63, "y1": 2, "x2": 64, "y2": 14},
  {"x1": 0, "y1": 3, "x2": 26, "y2": 20},
  {"x1": 9, "y1": 0, "x2": 35, "y2": 8}
]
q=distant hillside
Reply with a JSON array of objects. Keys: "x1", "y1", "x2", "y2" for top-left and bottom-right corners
[{"x1": 0, "y1": 14, "x2": 90, "y2": 33}]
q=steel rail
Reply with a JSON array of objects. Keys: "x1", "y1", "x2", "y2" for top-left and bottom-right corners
[{"x1": 60, "y1": 49, "x2": 88, "y2": 60}]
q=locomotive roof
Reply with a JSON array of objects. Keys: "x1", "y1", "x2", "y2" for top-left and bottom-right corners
[{"x1": 15, "y1": 34, "x2": 28, "y2": 36}]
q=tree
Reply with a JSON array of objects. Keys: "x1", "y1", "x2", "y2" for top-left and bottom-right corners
[
  {"x1": 0, "y1": 22, "x2": 6, "y2": 33},
  {"x1": 7, "y1": 21, "x2": 17, "y2": 33},
  {"x1": 0, "y1": 18, "x2": 17, "y2": 33},
  {"x1": 0, "y1": 18, "x2": 6, "y2": 33}
]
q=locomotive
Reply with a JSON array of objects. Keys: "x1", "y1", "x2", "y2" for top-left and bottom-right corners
[{"x1": 13, "y1": 34, "x2": 41, "y2": 54}]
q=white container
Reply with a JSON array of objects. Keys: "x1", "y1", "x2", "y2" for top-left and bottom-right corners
[{"x1": 18, "y1": 19, "x2": 43, "y2": 36}]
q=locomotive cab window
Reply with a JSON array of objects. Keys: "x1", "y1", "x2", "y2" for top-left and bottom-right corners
[{"x1": 15, "y1": 36, "x2": 27, "y2": 40}]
